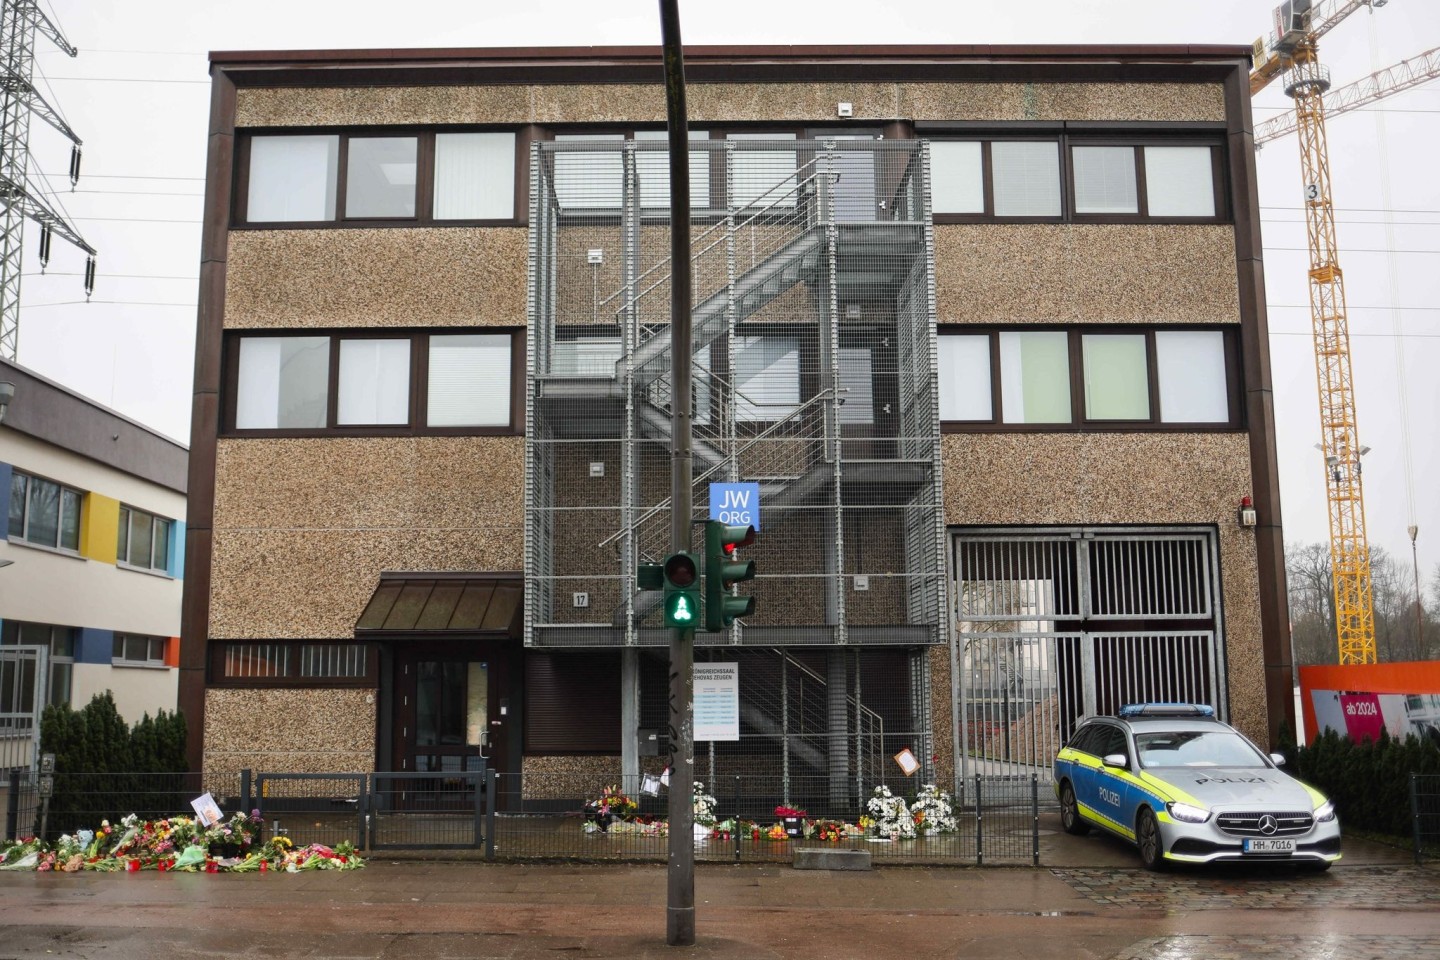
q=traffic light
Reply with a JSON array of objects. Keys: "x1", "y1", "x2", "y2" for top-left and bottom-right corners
[
  {"x1": 662, "y1": 552, "x2": 701, "y2": 629},
  {"x1": 704, "y1": 521, "x2": 756, "y2": 632}
]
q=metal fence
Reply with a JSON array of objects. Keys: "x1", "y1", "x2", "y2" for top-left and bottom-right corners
[
  {"x1": 17, "y1": 766, "x2": 1040, "y2": 865},
  {"x1": 488, "y1": 772, "x2": 1038, "y2": 865},
  {"x1": 1411, "y1": 773, "x2": 1440, "y2": 863}
]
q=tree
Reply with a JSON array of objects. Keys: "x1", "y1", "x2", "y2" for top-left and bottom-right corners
[{"x1": 1286, "y1": 541, "x2": 1336, "y2": 665}]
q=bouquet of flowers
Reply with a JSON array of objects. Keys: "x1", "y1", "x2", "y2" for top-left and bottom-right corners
[
  {"x1": 909, "y1": 783, "x2": 958, "y2": 835},
  {"x1": 587, "y1": 784, "x2": 638, "y2": 820},
  {"x1": 693, "y1": 782, "x2": 718, "y2": 827},
  {"x1": 865, "y1": 784, "x2": 916, "y2": 840}
]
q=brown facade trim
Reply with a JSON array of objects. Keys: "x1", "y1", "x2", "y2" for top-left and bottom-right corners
[
  {"x1": 210, "y1": 49, "x2": 1248, "y2": 91},
  {"x1": 1223, "y1": 63, "x2": 1292, "y2": 749},
  {"x1": 211, "y1": 43, "x2": 1253, "y2": 66},
  {"x1": 180, "y1": 67, "x2": 237, "y2": 774}
]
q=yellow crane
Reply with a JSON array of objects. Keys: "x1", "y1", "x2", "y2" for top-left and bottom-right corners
[{"x1": 1248, "y1": 0, "x2": 1394, "y2": 664}]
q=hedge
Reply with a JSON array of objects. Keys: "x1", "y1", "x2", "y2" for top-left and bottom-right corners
[{"x1": 1283, "y1": 727, "x2": 1440, "y2": 837}]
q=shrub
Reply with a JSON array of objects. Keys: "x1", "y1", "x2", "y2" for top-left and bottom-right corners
[{"x1": 1289, "y1": 727, "x2": 1440, "y2": 837}]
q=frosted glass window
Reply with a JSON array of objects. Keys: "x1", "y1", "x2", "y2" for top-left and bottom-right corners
[
  {"x1": 427, "y1": 334, "x2": 511, "y2": 427},
  {"x1": 939, "y1": 335, "x2": 993, "y2": 420},
  {"x1": 236, "y1": 336, "x2": 329, "y2": 429},
  {"x1": 999, "y1": 331, "x2": 1070, "y2": 423},
  {"x1": 634, "y1": 130, "x2": 711, "y2": 210},
  {"x1": 551, "y1": 337, "x2": 621, "y2": 377},
  {"x1": 930, "y1": 142, "x2": 984, "y2": 214},
  {"x1": 728, "y1": 133, "x2": 797, "y2": 209},
  {"x1": 991, "y1": 142, "x2": 1061, "y2": 217},
  {"x1": 1144, "y1": 146, "x2": 1215, "y2": 217},
  {"x1": 345, "y1": 137, "x2": 417, "y2": 218},
  {"x1": 1082, "y1": 334, "x2": 1150, "y2": 420},
  {"x1": 433, "y1": 132, "x2": 516, "y2": 220},
  {"x1": 246, "y1": 135, "x2": 338, "y2": 222},
  {"x1": 838, "y1": 347, "x2": 874, "y2": 424},
  {"x1": 338, "y1": 338, "x2": 411, "y2": 425},
  {"x1": 553, "y1": 134, "x2": 625, "y2": 208},
  {"x1": 1156, "y1": 331, "x2": 1228, "y2": 422},
  {"x1": 1073, "y1": 147, "x2": 1138, "y2": 214},
  {"x1": 735, "y1": 335, "x2": 800, "y2": 421}
]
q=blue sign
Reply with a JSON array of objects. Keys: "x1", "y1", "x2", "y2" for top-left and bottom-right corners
[{"x1": 709, "y1": 482, "x2": 760, "y2": 531}]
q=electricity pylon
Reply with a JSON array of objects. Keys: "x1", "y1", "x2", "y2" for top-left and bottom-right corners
[{"x1": 1, "y1": 0, "x2": 95, "y2": 362}]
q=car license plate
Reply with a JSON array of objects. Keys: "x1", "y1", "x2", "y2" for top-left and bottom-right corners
[{"x1": 1243, "y1": 837, "x2": 1295, "y2": 854}]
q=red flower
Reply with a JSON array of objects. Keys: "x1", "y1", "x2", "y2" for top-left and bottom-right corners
[
  {"x1": 126, "y1": 860, "x2": 140, "y2": 873},
  {"x1": 205, "y1": 862, "x2": 218, "y2": 874},
  {"x1": 259, "y1": 861, "x2": 267, "y2": 873}
]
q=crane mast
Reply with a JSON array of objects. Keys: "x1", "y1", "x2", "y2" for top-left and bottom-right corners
[{"x1": 1252, "y1": 0, "x2": 1385, "y2": 664}]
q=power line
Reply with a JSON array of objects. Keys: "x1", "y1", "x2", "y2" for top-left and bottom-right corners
[
  {"x1": 24, "y1": 271, "x2": 198, "y2": 281},
  {"x1": 43, "y1": 173, "x2": 205, "y2": 181},
  {"x1": 1270, "y1": 330, "x2": 1440, "y2": 340},
  {"x1": 66, "y1": 216, "x2": 201, "y2": 224},
  {"x1": 1267, "y1": 304, "x2": 1438, "y2": 311},
  {"x1": 22, "y1": 299, "x2": 195, "y2": 308},
  {"x1": 38, "y1": 76, "x2": 209, "y2": 85}
]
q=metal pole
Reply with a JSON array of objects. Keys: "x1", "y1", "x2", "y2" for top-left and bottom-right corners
[
  {"x1": 1409, "y1": 525, "x2": 1423, "y2": 654},
  {"x1": 659, "y1": 0, "x2": 695, "y2": 946}
]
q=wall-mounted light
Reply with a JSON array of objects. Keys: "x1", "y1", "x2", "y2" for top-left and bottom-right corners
[
  {"x1": 0, "y1": 380, "x2": 14, "y2": 423},
  {"x1": 1238, "y1": 494, "x2": 1257, "y2": 528}
]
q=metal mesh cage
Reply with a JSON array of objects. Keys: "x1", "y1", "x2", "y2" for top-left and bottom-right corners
[{"x1": 525, "y1": 138, "x2": 945, "y2": 650}]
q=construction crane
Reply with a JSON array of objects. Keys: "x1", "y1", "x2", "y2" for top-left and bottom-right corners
[
  {"x1": 0, "y1": 0, "x2": 96, "y2": 362},
  {"x1": 1249, "y1": 0, "x2": 1397, "y2": 664},
  {"x1": 1256, "y1": 43, "x2": 1440, "y2": 144}
]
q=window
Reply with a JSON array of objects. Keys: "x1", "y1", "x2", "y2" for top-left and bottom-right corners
[
  {"x1": 212, "y1": 641, "x2": 373, "y2": 686},
  {"x1": 117, "y1": 505, "x2": 173, "y2": 572},
  {"x1": 246, "y1": 135, "x2": 339, "y2": 222},
  {"x1": 427, "y1": 334, "x2": 511, "y2": 427},
  {"x1": 940, "y1": 327, "x2": 1238, "y2": 430},
  {"x1": 240, "y1": 130, "x2": 517, "y2": 226},
  {"x1": 8, "y1": 471, "x2": 82, "y2": 552},
  {"x1": 991, "y1": 141, "x2": 1062, "y2": 217},
  {"x1": 938, "y1": 334, "x2": 992, "y2": 421},
  {"x1": 113, "y1": 633, "x2": 167, "y2": 667},
  {"x1": 999, "y1": 331, "x2": 1071, "y2": 424},
  {"x1": 734, "y1": 335, "x2": 800, "y2": 422},
  {"x1": 227, "y1": 330, "x2": 520, "y2": 435},
  {"x1": 1081, "y1": 334, "x2": 1150, "y2": 421},
  {"x1": 930, "y1": 141, "x2": 984, "y2": 215},
  {"x1": 1, "y1": 621, "x2": 75, "y2": 707},
  {"x1": 551, "y1": 129, "x2": 711, "y2": 211},
  {"x1": 434, "y1": 132, "x2": 516, "y2": 220},
  {"x1": 1069, "y1": 143, "x2": 1219, "y2": 220},
  {"x1": 926, "y1": 131, "x2": 1224, "y2": 222},
  {"x1": 337, "y1": 338, "x2": 411, "y2": 425},
  {"x1": 235, "y1": 336, "x2": 329, "y2": 429},
  {"x1": 343, "y1": 136, "x2": 417, "y2": 218},
  {"x1": 727, "y1": 132, "x2": 798, "y2": 209}
]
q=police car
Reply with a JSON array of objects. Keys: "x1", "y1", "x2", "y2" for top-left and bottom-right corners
[{"x1": 1053, "y1": 703, "x2": 1341, "y2": 870}]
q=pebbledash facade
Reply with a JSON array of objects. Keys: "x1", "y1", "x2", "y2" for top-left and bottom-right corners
[{"x1": 184, "y1": 44, "x2": 1292, "y2": 807}]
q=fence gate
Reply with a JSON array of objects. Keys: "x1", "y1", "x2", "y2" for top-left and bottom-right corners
[
  {"x1": 1, "y1": 645, "x2": 46, "y2": 841},
  {"x1": 252, "y1": 773, "x2": 366, "y2": 851},
  {"x1": 370, "y1": 771, "x2": 487, "y2": 850},
  {"x1": 953, "y1": 527, "x2": 1224, "y2": 786}
]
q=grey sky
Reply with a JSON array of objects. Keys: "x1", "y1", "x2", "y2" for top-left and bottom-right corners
[{"x1": 15, "y1": 0, "x2": 1440, "y2": 584}]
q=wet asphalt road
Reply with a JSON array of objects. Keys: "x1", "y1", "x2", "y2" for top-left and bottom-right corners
[{"x1": 1, "y1": 834, "x2": 1437, "y2": 959}]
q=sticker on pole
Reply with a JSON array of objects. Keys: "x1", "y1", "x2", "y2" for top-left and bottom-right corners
[{"x1": 709, "y1": 482, "x2": 760, "y2": 531}]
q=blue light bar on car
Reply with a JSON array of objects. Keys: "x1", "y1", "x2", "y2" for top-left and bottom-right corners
[{"x1": 1118, "y1": 703, "x2": 1216, "y2": 718}]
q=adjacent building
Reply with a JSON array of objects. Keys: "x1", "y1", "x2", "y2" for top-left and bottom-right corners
[
  {"x1": 1, "y1": 358, "x2": 187, "y2": 766},
  {"x1": 185, "y1": 44, "x2": 1290, "y2": 809}
]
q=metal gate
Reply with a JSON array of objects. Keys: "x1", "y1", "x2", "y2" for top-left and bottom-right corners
[
  {"x1": 1, "y1": 645, "x2": 46, "y2": 840},
  {"x1": 952, "y1": 528, "x2": 1224, "y2": 785},
  {"x1": 370, "y1": 771, "x2": 488, "y2": 850}
]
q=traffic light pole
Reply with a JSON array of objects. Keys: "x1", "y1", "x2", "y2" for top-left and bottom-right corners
[{"x1": 659, "y1": 0, "x2": 695, "y2": 946}]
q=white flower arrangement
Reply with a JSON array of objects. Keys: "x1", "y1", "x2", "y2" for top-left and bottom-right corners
[
  {"x1": 910, "y1": 783, "x2": 958, "y2": 835},
  {"x1": 693, "y1": 782, "x2": 718, "y2": 826},
  {"x1": 865, "y1": 784, "x2": 916, "y2": 840}
]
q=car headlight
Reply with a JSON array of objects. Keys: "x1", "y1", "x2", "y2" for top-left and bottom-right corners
[
  {"x1": 1167, "y1": 801, "x2": 1211, "y2": 824},
  {"x1": 1314, "y1": 800, "x2": 1336, "y2": 823}
]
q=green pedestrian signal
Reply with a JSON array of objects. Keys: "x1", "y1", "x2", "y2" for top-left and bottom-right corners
[
  {"x1": 661, "y1": 552, "x2": 701, "y2": 630},
  {"x1": 704, "y1": 521, "x2": 756, "y2": 632}
]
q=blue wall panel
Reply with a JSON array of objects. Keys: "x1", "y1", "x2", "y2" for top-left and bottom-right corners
[{"x1": 76, "y1": 627, "x2": 115, "y2": 665}]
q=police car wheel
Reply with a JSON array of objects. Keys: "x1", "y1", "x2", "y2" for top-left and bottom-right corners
[
  {"x1": 1136, "y1": 807, "x2": 1167, "y2": 872},
  {"x1": 1059, "y1": 781, "x2": 1088, "y2": 836}
]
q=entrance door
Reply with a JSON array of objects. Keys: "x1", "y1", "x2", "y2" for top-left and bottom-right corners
[{"x1": 392, "y1": 653, "x2": 507, "y2": 778}]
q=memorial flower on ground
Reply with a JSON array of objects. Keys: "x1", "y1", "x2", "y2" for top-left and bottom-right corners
[
  {"x1": 865, "y1": 784, "x2": 916, "y2": 840},
  {"x1": 910, "y1": 783, "x2": 958, "y2": 835}
]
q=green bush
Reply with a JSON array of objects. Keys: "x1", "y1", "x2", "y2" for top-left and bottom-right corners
[
  {"x1": 38, "y1": 692, "x2": 189, "y2": 838},
  {"x1": 1288, "y1": 727, "x2": 1440, "y2": 837}
]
